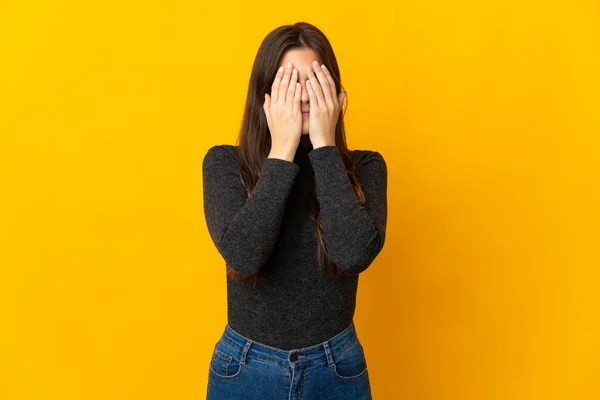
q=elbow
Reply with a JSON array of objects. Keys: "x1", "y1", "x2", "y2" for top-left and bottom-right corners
[
  {"x1": 336, "y1": 259, "x2": 370, "y2": 276},
  {"x1": 335, "y1": 253, "x2": 376, "y2": 276},
  {"x1": 219, "y1": 231, "x2": 269, "y2": 277},
  {"x1": 223, "y1": 260, "x2": 262, "y2": 277},
  {"x1": 332, "y1": 232, "x2": 385, "y2": 275},
  {"x1": 221, "y1": 245, "x2": 265, "y2": 276}
]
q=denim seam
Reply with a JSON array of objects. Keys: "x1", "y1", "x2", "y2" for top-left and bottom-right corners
[
  {"x1": 220, "y1": 337, "x2": 241, "y2": 354},
  {"x1": 301, "y1": 365, "x2": 307, "y2": 400},
  {"x1": 247, "y1": 355, "x2": 329, "y2": 368},
  {"x1": 208, "y1": 358, "x2": 244, "y2": 381},
  {"x1": 331, "y1": 364, "x2": 368, "y2": 382}
]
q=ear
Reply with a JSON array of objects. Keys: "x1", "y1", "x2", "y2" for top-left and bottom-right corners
[{"x1": 338, "y1": 92, "x2": 345, "y2": 105}]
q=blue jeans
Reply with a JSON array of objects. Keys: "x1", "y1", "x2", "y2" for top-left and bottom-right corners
[{"x1": 206, "y1": 320, "x2": 372, "y2": 399}]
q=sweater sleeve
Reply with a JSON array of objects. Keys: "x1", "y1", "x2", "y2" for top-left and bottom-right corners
[
  {"x1": 202, "y1": 145, "x2": 300, "y2": 276},
  {"x1": 308, "y1": 145, "x2": 387, "y2": 275}
]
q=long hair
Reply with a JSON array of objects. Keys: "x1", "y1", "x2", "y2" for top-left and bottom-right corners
[{"x1": 229, "y1": 22, "x2": 367, "y2": 286}]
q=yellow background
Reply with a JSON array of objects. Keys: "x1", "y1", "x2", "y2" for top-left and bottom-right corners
[{"x1": 1, "y1": 1, "x2": 599, "y2": 399}]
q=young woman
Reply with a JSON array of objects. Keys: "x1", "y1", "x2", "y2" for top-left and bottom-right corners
[{"x1": 202, "y1": 22, "x2": 387, "y2": 399}]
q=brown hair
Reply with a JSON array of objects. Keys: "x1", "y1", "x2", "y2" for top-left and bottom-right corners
[{"x1": 229, "y1": 22, "x2": 366, "y2": 286}]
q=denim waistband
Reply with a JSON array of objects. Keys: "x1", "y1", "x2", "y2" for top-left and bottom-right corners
[{"x1": 219, "y1": 321, "x2": 359, "y2": 367}]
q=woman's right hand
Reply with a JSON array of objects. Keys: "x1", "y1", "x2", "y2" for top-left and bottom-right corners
[{"x1": 263, "y1": 62, "x2": 302, "y2": 160}]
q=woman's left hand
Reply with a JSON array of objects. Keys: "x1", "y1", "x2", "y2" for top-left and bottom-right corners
[{"x1": 305, "y1": 61, "x2": 346, "y2": 148}]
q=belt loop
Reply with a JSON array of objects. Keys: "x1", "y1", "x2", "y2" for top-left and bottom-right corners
[
  {"x1": 322, "y1": 341, "x2": 334, "y2": 367},
  {"x1": 241, "y1": 339, "x2": 252, "y2": 364}
]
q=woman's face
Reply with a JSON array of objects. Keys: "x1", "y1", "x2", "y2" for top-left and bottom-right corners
[{"x1": 279, "y1": 48, "x2": 322, "y2": 135}]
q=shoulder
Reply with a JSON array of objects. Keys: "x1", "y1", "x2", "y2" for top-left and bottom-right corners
[
  {"x1": 349, "y1": 149, "x2": 387, "y2": 182},
  {"x1": 349, "y1": 148, "x2": 386, "y2": 169},
  {"x1": 203, "y1": 144, "x2": 240, "y2": 165},
  {"x1": 202, "y1": 145, "x2": 243, "y2": 180}
]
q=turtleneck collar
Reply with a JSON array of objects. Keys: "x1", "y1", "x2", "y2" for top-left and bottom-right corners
[
  {"x1": 299, "y1": 135, "x2": 313, "y2": 149},
  {"x1": 294, "y1": 135, "x2": 313, "y2": 167}
]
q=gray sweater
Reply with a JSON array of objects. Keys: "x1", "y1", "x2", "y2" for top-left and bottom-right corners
[{"x1": 202, "y1": 136, "x2": 387, "y2": 350}]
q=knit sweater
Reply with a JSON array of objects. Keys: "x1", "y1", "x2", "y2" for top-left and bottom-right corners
[{"x1": 202, "y1": 135, "x2": 387, "y2": 350}]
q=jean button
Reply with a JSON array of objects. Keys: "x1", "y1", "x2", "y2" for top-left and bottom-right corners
[{"x1": 290, "y1": 353, "x2": 298, "y2": 361}]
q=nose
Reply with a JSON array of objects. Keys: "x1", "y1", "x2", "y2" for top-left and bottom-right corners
[{"x1": 301, "y1": 83, "x2": 309, "y2": 104}]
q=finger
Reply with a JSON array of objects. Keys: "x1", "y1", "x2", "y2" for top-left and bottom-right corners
[
  {"x1": 321, "y1": 64, "x2": 339, "y2": 107},
  {"x1": 263, "y1": 93, "x2": 271, "y2": 123},
  {"x1": 278, "y1": 63, "x2": 292, "y2": 105},
  {"x1": 306, "y1": 78, "x2": 316, "y2": 108},
  {"x1": 271, "y1": 66, "x2": 284, "y2": 104},
  {"x1": 293, "y1": 82, "x2": 301, "y2": 113},
  {"x1": 286, "y1": 67, "x2": 298, "y2": 105},
  {"x1": 312, "y1": 61, "x2": 333, "y2": 108},
  {"x1": 306, "y1": 65, "x2": 324, "y2": 108}
]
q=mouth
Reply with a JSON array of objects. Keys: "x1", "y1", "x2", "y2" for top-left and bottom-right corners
[{"x1": 302, "y1": 111, "x2": 310, "y2": 117}]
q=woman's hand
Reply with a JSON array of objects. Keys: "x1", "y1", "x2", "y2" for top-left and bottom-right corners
[
  {"x1": 263, "y1": 62, "x2": 303, "y2": 160},
  {"x1": 305, "y1": 60, "x2": 346, "y2": 148}
]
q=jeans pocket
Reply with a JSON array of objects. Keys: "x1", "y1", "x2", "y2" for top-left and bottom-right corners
[
  {"x1": 330, "y1": 339, "x2": 368, "y2": 382},
  {"x1": 209, "y1": 340, "x2": 244, "y2": 381}
]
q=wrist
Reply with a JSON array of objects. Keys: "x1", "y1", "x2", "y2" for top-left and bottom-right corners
[
  {"x1": 268, "y1": 148, "x2": 296, "y2": 162},
  {"x1": 311, "y1": 142, "x2": 335, "y2": 149}
]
